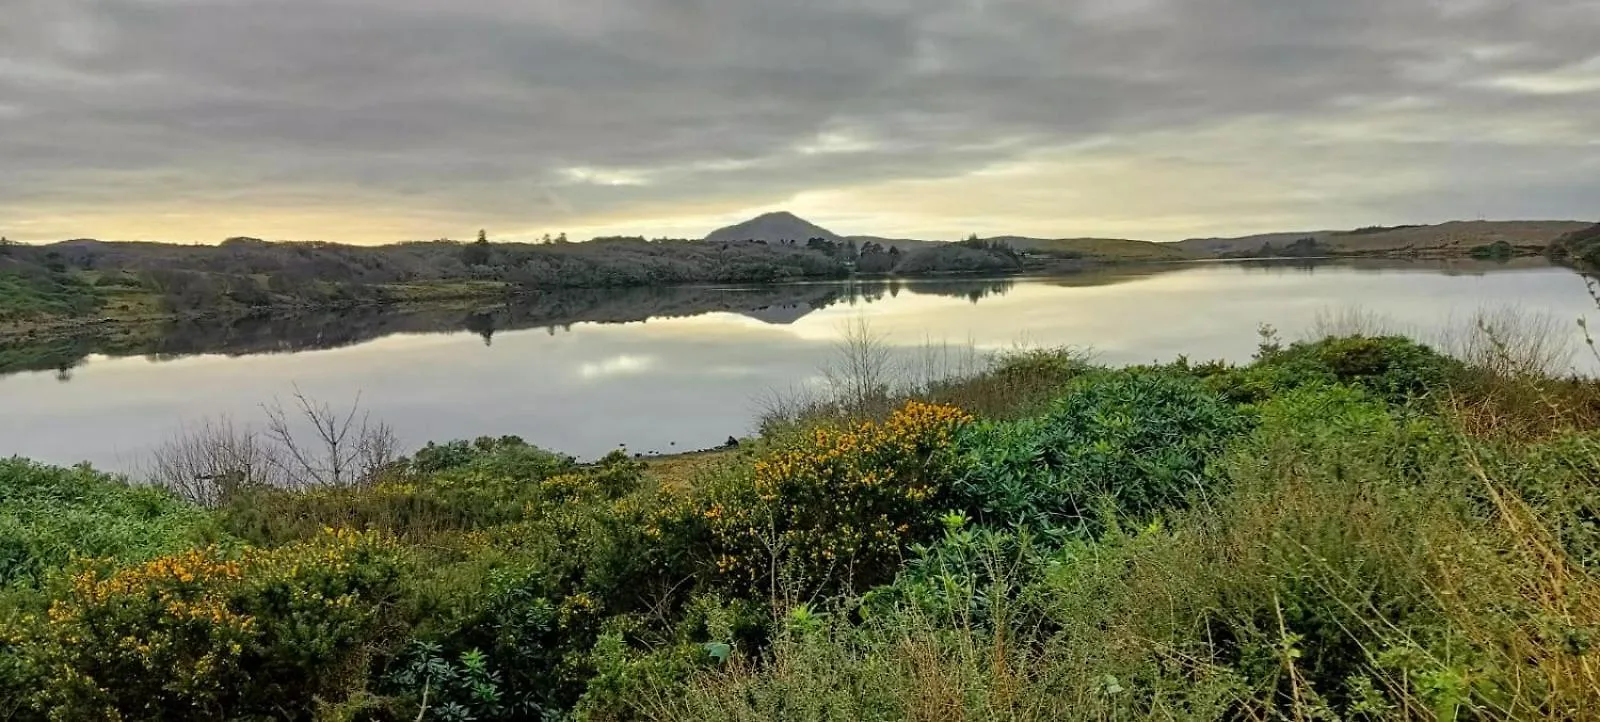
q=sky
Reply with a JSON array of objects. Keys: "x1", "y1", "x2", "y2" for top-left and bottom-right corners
[{"x1": 3, "y1": 0, "x2": 1599, "y2": 245}]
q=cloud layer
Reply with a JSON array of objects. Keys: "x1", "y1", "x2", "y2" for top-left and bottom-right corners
[{"x1": 4, "y1": 0, "x2": 1598, "y2": 242}]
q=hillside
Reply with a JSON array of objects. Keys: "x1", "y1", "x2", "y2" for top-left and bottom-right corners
[
  {"x1": 703, "y1": 211, "x2": 844, "y2": 244},
  {"x1": 989, "y1": 235, "x2": 1199, "y2": 262},
  {"x1": 1548, "y1": 221, "x2": 1600, "y2": 266},
  {"x1": 1176, "y1": 220, "x2": 1591, "y2": 257}
]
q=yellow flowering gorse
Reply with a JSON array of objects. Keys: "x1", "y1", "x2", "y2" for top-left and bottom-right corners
[{"x1": 707, "y1": 401, "x2": 972, "y2": 592}]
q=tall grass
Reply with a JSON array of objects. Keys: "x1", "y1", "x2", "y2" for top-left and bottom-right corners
[
  {"x1": 1438, "y1": 306, "x2": 1575, "y2": 379},
  {"x1": 1311, "y1": 303, "x2": 1579, "y2": 379},
  {"x1": 757, "y1": 317, "x2": 1090, "y2": 434}
]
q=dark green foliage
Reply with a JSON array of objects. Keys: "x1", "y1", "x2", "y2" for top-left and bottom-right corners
[
  {"x1": 1218, "y1": 236, "x2": 1328, "y2": 259},
  {"x1": 385, "y1": 642, "x2": 511, "y2": 721},
  {"x1": 461, "y1": 230, "x2": 493, "y2": 267},
  {"x1": 408, "y1": 435, "x2": 573, "y2": 476},
  {"x1": 892, "y1": 243, "x2": 1021, "y2": 275},
  {"x1": 1548, "y1": 221, "x2": 1600, "y2": 266},
  {"x1": 1480, "y1": 431, "x2": 1600, "y2": 568},
  {"x1": 1209, "y1": 335, "x2": 1462, "y2": 405},
  {"x1": 1470, "y1": 240, "x2": 1516, "y2": 260},
  {"x1": 953, "y1": 371, "x2": 1249, "y2": 534}
]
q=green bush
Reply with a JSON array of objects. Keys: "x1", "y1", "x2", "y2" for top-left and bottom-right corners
[
  {"x1": 1470, "y1": 240, "x2": 1515, "y2": 260},
  {"x1": 388, "y1": 453, "x2": 676, "y2": 716},
  {"x1": 954, "y1": 371, "x2": 1249, "y2": 533},
  {"x1": 1475, "y1": 430, "x2": 1600, "y2": 568},
  {"x1": 1212, "y1": 335, "x2": 1462, "y2": 405},
  {"x1": 0, "y1": 459, "x2": 221, "y2": 588},
  {"x1": 223, "y1": 440, "x2": 584, "y2": 545},
  {"x1": 407, "y1": 435, "x2": 574, "y2": 478},
  {"x1": 384, "y1": 642, "x2": 510, "y2": 721}
]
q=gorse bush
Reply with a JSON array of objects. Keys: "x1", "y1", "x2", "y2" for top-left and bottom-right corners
[
  {"x1": 954, "y1": 371, "x2": 1249, "y2": 533},
  {"x1": 670, "y1": 381, "x2": 1600, "y2": 721},
  {"x1": 704, "y1": 401, "x2": 973, "y2": 597},
  {"x1": 3, "y1": 529, "x2": 404, "y2": 720}
]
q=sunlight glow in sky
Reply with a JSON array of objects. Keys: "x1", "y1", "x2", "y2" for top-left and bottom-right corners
[{"x1": 4, "y1": 0, "x2": 1598, "y2": 244}]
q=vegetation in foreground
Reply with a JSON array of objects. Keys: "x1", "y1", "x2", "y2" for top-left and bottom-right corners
[{"x1": 4, "y1": 319, "x2": 1600, "y2": 720}]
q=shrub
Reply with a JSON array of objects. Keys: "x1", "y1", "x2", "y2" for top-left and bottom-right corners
[
  {"x1": 1474, "y1": 430, "x2": 1600, "y2": 568},
  {"x1": 223, "y1": 442, "x2": 587, "y2": 545},
  {"x1": 5, "y1": 529, "x2": 406, "y2": 720},
  {"x1": 0, "y1": 459, "x2": 220, "y2": 588},
  {"x1": 384, "y1": 642, "x2": 509, "y2": 721},
  {"x1": 703, "y1": 401, "x2": 973, "y2": 597},
  {"x1": 1224, "y1": 335, "x2": 1462, "y2": 405},
  {"x1": 954, "y1": 371, "x2": 1249, "y2": 534},
  {"x1": 1470, "y1": 240, "x2": 1515, "y2": 260},
  {"x1": 388, "y1": 454, "x2": 667, "y2": 716},
  {"x1": 407, "y1": 435, "x2": 573, "y2": 478}
]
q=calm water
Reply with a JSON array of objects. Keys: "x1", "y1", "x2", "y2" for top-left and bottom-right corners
[{"x1": 4, "y1": 259, "x2": 1598, "y2": 472}]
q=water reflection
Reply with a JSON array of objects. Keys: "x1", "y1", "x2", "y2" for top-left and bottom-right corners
[
  {"x1": 3, "y1": 258, "x2": 1596, "y2": 472},
  {"x1": 2, "y1": 277, "x2": 1022, "y2": 378}
]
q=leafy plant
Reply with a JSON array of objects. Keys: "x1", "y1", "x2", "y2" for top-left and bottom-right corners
[
  {"x1": 954, "y1": 371, "x2": 1249, "y2": 534},
  {"x1": 386, "y1": 642, "x2": 508, "y2": 721}
]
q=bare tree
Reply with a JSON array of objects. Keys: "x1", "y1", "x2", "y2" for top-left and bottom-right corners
[
  {"x1": 822, "y1": 315, "x2": 894, "y2": 413},
  {"x1": 145, "y1": 416, "x2": 282, "y2": 506},
  {"x1": 262, "y1": 386, "x2": 399, "y2": 488}
]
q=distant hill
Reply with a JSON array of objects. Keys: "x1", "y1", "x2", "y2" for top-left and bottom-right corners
[
  {"x1": 987, "y1": 236, "x2": 1198, "y2": 262},
  {"x1": 707, "y1": 213, "x2": 1591, "y2": 263},
  {"x1": 1176, "y1": 221, "x2": 1591, "y2": 257},
  {"x1": 704, "y1": 211, "x2": 844, "y2": 244},
  {"x1": 1547, "y1": 221, "x2": 1600, "y2": 266}
]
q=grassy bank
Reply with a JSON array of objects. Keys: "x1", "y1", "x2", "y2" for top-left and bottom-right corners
[{"x1": 3, "y1": 325, "x2": 1600, "y2": 720}]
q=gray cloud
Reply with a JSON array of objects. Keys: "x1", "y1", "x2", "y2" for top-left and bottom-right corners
[{"x1": 2, "y1": 0, "x2": 1598, "y2": 242}]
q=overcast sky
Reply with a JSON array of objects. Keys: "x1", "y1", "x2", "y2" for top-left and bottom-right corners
[{"x1": 4, "y1": 0, "x2": 1598, "y2": 244}]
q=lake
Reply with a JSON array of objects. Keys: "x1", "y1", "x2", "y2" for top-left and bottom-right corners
[{"x1": 4, "y1": 258, "x2": 1598, "y2": 473}]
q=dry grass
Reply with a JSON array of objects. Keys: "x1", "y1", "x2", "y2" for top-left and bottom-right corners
[
  {"x1": 644, "y1": 448, "x2": 741, "y2": 493},
  {"x1": 756, "y1": 318, "x2": 1087, "y2": 435},
  {"x1": 1308, "y1": 303, "x2": 1582, "y2": 379},
  {"x1": 1003, "y1": 237, "x2": 1200, "y2": 262}
]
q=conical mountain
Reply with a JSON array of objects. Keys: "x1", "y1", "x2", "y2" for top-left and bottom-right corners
[{"x1": 703, "y1": 211, "x2": 844, "y2": 244}]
